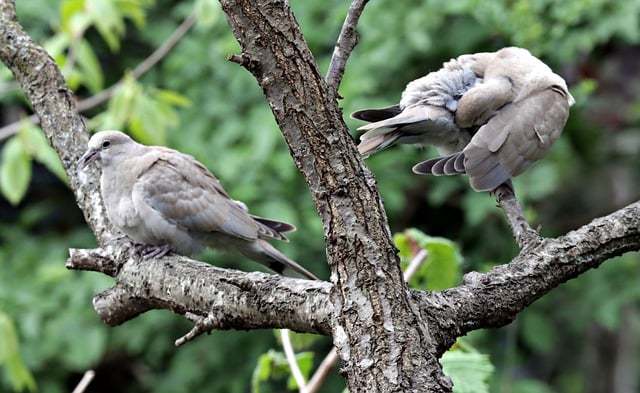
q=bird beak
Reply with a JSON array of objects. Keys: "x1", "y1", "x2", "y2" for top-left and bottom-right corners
[
  {"x1": 78, "y1": 148, "x2": 98, "y2": 169},
  {"x1": 568, "y1": 92, "x2": 576, "y2": 106}
]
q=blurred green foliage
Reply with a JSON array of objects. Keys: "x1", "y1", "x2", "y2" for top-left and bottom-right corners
[{"x1": 1, "y1": 0, "x2": 639, "y2": 392}]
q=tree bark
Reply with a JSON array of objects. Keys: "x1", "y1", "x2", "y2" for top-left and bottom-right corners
[
  {"x1": 1, "y1": 1, "x2": 640, "y2": 392},
  {"x1": 220, "y1": 1, "x2": 453, "y2": 391}
]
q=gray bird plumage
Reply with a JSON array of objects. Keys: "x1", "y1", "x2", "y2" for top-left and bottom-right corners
[
  {"x1": 352, "y1": 47, "x2": 575, "y2": 191},
  {"x1": 79, "y1": 130, "x2": 316, "y2": 280}
]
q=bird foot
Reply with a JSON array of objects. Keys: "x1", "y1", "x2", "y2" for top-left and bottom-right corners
[{"x1": 134, "y1": 244, "x2": 172, "y2": 260}]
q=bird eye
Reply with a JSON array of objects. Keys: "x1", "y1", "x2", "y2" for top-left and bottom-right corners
[
  {"x1": 102, "y1": 140, "x2": 111, "y2": 148},
  {"x1": 551, "y1": 85, "x2": 566, "y2": 97}
]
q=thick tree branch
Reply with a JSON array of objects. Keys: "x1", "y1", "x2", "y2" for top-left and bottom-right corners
[
  {"x1": 413, "y1": 200, "x2": 640, "y2": 356},
  {"x1": 68, "y1": 247, "x2": 333, "y2": 336}
]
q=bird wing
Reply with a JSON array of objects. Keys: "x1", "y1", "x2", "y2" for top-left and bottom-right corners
[
  {"x1": 455, "y1": 76, "x2": 513, "y2": 128},
  {"x1": 133, "y1": 150, "x2": 260, "y2": 241},
  {"x1": 463, "y1": 87, "x2": 570, "y2": 191}
]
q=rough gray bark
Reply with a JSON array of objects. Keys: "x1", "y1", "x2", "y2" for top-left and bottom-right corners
[
  {"x1": 1, "y1": 1, "x2": 640, "y2": 392},
  {"x1": 219, "y1": 1, "x2": 450, "y2": 390}
]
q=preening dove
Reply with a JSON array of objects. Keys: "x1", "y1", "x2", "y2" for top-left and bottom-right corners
[
  {"x1": 352, "y1": 47, "x2": 575, "y2": 191},
  {"x1": 79, "y1": 131, "x2": 316, "y2": 280}
]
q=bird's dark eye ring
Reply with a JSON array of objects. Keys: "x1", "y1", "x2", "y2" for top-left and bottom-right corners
[{"x1": 102, "y1": 140, "x2": 111, "y2": 148}]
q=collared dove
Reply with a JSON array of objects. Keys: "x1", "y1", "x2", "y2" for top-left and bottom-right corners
[
  {"x1": 79, "y1": 130, "x2": 316, "y2": 280},
  {"x1": 352, "y1": 47, "x2": 575, "y2": 192}
]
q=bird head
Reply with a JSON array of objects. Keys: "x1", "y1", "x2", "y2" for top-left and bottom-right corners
[{"x1": 79, "y1": 130, "x2": 136, "y2": 169}]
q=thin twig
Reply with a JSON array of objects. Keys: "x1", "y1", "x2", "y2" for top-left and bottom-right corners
[
  {"x1": 493, "y1": 182, "x2": 542, "y2": 250},
  {"x1": 305, "y1": 248, "x2": 429, "y2": 393},
  {"x1": 0, "y1": 13, "x2": 197, "y2": 141},
  {"x1": 71, "y1": 370, "x2": 95, "y2": 393},
  {"x1": 175, "y1": 312, "x2": 216, "y2": 347},
  {"x1": 403, "y1": 249, "x2": 428, "y2": 282},
  {"x1": 306, "y1": 348, "x2": 339, "y2": 393},
  {"x1": 280, "y1": 329, "x2": 309, "y2": 393},
  {"x1": 325, "y1": 0, "x2": 369, "y2": 92}
]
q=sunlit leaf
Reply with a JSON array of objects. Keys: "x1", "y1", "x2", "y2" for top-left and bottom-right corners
[
  {"x1": 441, "y1": 342, "x2": 494, "y2": 393},
  {"x1": 194, "y1": 0, "x2": 221, "y2": 27},
  {"x1": 395, "y1": 228, "x2": 462, "y2": 290},
  {"x1": 59, "y1": 0, "x2": 87, "y2": 36}
]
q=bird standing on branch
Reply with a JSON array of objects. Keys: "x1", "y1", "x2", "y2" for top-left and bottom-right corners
[
  {"x1": 79, "y1": 130, "x2": 316, "y2": 280},
  {"x1": 352, "y1": 47, "x2": 575, "y2": 192}
]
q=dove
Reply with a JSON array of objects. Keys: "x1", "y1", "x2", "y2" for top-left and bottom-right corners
[
  {"x1": 352, "y1": 47, "x2": 575, "y2": 192},
  {"x1": 79, "y1": 130, "x2": 316, "y2": 280}
]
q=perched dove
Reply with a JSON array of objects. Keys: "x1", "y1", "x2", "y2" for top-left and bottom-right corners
[
  {"x1": 352, "y1": 47, "x2": 575, "y2": 191},
  {"x1": 79, "y1": 130, "x2": 316, "y2": 280}
]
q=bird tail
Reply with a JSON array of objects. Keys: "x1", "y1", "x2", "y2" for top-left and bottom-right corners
[
  {"x1": 251, "y1": 216, "x2": 296, "y2": 242},
  {"x1": 412, "y1": 152, "x2": 467, "y2": 176},
  {"x1": 413, "y1": 151, "x2": 512, "y2": 192},
  {"x1": 249, "y1": 239, "x2": 318, "y2": 280},
  {"x1": 351, "y1": 105, "x2": 402, "y2": 123},
  {"x1": 357, "y1": 129, "x2": 404, "y2": 156},
  {"x1": 353, "y1": 104, "x2": 461, "y2": 156}
]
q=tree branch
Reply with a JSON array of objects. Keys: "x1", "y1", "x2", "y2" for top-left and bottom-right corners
[
  {"x1": 413, "y1": 200, "x2": 640, "y2": 356},
  {"x1": 494, "y1": 182, "x2": 542, "y2": 249},
  {"x1": 67, "y1": 247, "x2": 333, "y2": 336},
  {"x1": 325, "y1": 0, "x2": 369, "y2": 92}
]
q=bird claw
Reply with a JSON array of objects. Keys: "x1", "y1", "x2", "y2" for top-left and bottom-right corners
[{"x1": 134, "y1": 244, "x2": 172, "y2": 259}]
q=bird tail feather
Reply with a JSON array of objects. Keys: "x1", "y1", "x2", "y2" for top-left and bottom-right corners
[{"x1": 252, "y1": 240, "x2": 318, "y2": 280}]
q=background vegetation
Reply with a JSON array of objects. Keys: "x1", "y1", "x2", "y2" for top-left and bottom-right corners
[{"x1": 1, "y1": 0, "x2": 639, "y2": 392}]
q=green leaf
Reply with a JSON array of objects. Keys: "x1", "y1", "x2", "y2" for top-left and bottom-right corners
[
  {"x1": 18, "y1": 123, "x2": 68, "y2": 184},
  {"x1": 0, "y1": 136, "x2": 32, "y2": 205},
  {"x1": 153, "y1": 88, "x2": 192, "y2": 108},
  {"x1": 59, "y1": 0, "x2": 88, "y2": 36},
  {"x1": 104, "y1": 73, "x2": 139, "y2": 129},
  {"x1": 75, "y1": 38, "x2": 104, "y2": 93},
  {"x1": 287, "y1": 352, "x2": 314, "y2": 390},
  {"x1": 252, "y1": 350, "x2": 275, "y2": 393},
  {"x1": 441, "y1": 344, "x2": 494, "y2": 393},
  {"x1": 395, "y1": 228, "x2": 462, "y2": 290},
  {"x1": 194, "y1": 0, "x2": 221, "y2": 27},
  {"x1": 0, "y1": 312, "x2": 37, "y2": 392},
  {"x1": 90, "y1": 0, "x2": 125, "y2": 51},
  {"x1": 251, "y1": 348, "x2": 314, "y2": 392}
]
